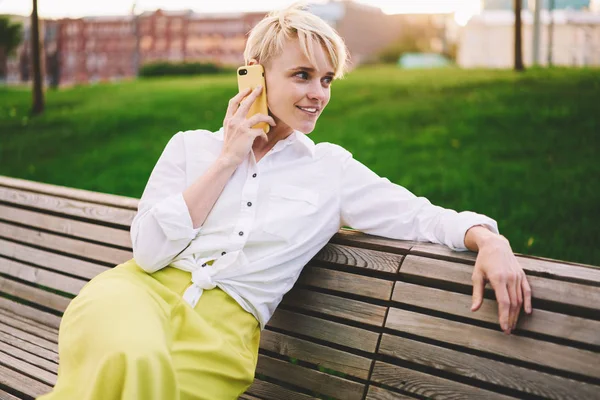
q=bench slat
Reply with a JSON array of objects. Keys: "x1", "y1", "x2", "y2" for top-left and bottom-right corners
[
  {"x1": 0, "y1": 222, "x2": 131, "y2": 266},
  {"x1": 400, "y1": 255, "x2": 600, "y2": 312},
  {"x1": 0, "y1": 298, "x2": 61, "y2": 330},
  {"x1": 246, "y1": 379, "x2": 318, "y2": 400},
  {"x1": 386, "y1": 307, "x2": 600, "y2": 380},
  {"x1": 365, "y1": 385, "x2": 413, "y2": 400},
  {"x1": 314, "y1": 243, "x2": 403, "y2": 274},
  {"x1": 267, "y1": 309, "x2": 379, "y2": 353},
  {"x1": 0, "y1": 186, "x2": 136, "y2": 226},
  {"x1": 331, "y1": 229, "x2": 415, "y2": 255},
  {"x1": 0, "y1": 176, "x2": 138, "y2": 210},
  {"x1": 260, "y1": 330, "x2": 372, "y2": 380},
  {"x1": 256, "y1": 353, "x2": 365, "y2": 400},
  {"x1": 371, "y1": 361, "x2": 515, "y2": 400},
  {"x1": 299, "y1": 265, "x2": 394, "y2": 301},
  {"x1": 379, "y1": 334, "x2": 600, "y2": 400},
  {"x1": 392, "y1": 280, "x2": 600, "y2": 347},
  {"x1": 0, "y1": 324, "x2": 58, "y2": 354},
  {"x1": 0, "y1": 205, "x2": 132, "y2": 249},
  {"x1": 0, "y1": 277, "x2": 70, "y2": 313},
  {"x1": 0, "y1": 310, "x2": 59, "y2": 343},
  {"x1": 0, "y1": 257, "x2": 86, "y2": 297},
  {"x1": 0, "y1": 388, "x2": 22, "y2": 400},
  {"x1": 281, "y1": 288, "x2": 387, "y2": 327},
  {"x1": 0, "y1": 364, "x2": 52, "y2": 400},
  {"x1": 0, "y1": 238, "x2": 109, "y2": 281},
  {"x1": 0, "y1": 331, "x2": 58, "y2": 363},
  {"x1": 0, "y1": 341, "x2": 58, "y2": 374},
  {"x1": 0, "y1": 352, "x2": 56, "y2": 387}
]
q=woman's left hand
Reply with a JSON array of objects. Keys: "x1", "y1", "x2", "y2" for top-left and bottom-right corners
[{"x1": 468, "y1": 228, "x2": 533, "y2": 335}]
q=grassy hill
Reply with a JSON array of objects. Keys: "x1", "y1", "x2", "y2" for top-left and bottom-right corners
[{"x1": 1, "y1": 66, "x2": 598, "y2": 265}]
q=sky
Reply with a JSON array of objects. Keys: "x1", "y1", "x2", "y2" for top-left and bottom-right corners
[{"x1": 0, "y1": 0, "x2": 483, "y2": 20}]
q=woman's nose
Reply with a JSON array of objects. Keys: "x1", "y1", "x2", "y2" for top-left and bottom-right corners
[{"x1": 307, "y1": 82, "x2": 327, "y2": 101}]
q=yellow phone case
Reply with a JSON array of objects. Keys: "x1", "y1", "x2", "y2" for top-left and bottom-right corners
[{"x1": 237, "y1": 65, "x2": 270, "y2": 134}]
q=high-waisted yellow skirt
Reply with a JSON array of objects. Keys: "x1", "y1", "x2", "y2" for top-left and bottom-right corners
[{"x1": 38, "y1": 258, "x2": 260, "y2": 400}]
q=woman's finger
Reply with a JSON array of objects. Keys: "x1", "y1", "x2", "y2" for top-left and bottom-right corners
[
  {"x1": 225, "y1": 87, "x2": 252, "y2": 119},
  {"x1": 513, "y1": 273, "x2": 524, "y2": 330},
  {"x1": 245, "y1": 113, "x2": 276, "y2": 129},
  {"x1": 522, "y1": 274, "x2": 533, "y2": 314},
  {"x1": 236, "y1": 86, "x2": 263, "y2": 117}
]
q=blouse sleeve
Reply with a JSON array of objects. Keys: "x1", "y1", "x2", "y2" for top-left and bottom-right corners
[
  {"x1": 130, "y1": 132, "x2": 201, "y2": 273},
  {"x1": 339, "y1": 152, "x2": 498, "y2": 251}
]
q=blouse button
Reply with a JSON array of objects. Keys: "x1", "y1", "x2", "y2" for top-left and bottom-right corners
[
  {"x1": 221, "y1": 251, "x2": 226, "y2": 256},
  {"x1": 247, "y1": 202, "x2": 252, "y2": 207},
  {"x1": 252, "y1": 173, "x2": 257, "y2": 178},
  {"x1": 201, "y1": 263, "x2": 207, "y2": 267},
  {"x1": 239, "y1": 231, "x2": 244, "y2": 236}
]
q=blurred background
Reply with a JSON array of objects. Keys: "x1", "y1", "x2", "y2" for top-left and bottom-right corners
[{"x1": 1, "y1": 0, "x2": 599, "y2": 265}]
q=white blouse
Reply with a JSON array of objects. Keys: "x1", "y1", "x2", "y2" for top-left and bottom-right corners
[{"x1": 130, "y1": 128, "x2": 498, "y2": 329}]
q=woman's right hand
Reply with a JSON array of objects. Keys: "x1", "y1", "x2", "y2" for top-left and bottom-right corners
[{"x1": 220, "y1": 86, "x2": 276, "y2": 167}]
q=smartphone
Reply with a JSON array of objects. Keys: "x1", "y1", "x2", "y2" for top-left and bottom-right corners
[{"x1": 237, "y1": 64, "x2": 269, "y2": 134}]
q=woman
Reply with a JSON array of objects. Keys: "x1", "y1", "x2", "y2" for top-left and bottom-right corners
[{"x1": 40, "y1": 4, "x2": 532, "y2": 400}]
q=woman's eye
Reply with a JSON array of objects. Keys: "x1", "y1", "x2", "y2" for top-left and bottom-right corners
[
  {"x1": 323, "y1": 77, "x2": 333, "y2": 86},
  {"x1": 295, "y1": 71, "x2": 309, "y2": 80}
]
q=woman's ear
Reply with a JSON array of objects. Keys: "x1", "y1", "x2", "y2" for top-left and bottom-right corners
[{"x1": 248, "y1": 58, "x2": 258, "y2": 66}]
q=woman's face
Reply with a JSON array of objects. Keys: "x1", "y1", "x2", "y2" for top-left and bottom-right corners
[{"x1": 262, "y1": 38, "x2": 335, "y2": 135}]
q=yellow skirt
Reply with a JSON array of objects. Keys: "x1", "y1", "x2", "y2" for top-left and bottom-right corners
[{"x1": 38, "y1": 258, "x2": 260, "y2": 400}]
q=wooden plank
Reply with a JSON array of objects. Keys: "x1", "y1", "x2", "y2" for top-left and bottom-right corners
[
  {"x1": 0, "y1": 310, "x2": 59, "y2": 343},
  {"x1": 0, "y1": 277, "x2": 70, "y2": 313},
  {"x1": 0, "y1": 204, "x2": 132, "y2": 248},
  {"x1": 0, "y1": 222, "x2": 132, "y2": 266},
  {"x1": 379, "y1": 334, "x2": 600, "y2": 400},
  {"x1": 246, "y1": 379, "x2": 317, "y2": 400},
  {"x1": 0, "y1": 239, "x2": 109, "y2": 280},
  {"x1": 281, "y1": 288, "x2": 387, "y2": 327},
  {"x1": 0, "y1": 257, "x2": 87, "y2": 296},
  {"x1": 267, "y1": 309, "x2": 379, "y2": 353},
  {"x1": 411, "y1": 243, "x2": 600, "y2": 286},
  {"x1": 0, "y1": 175, "x2": 139, "y2": 210},
  {"x1": 0, "y1": 388, "x2": 22, "y2": 400},
  {"x1": 0, "y1": 186, "x2": 135, "y2": 227},
  {"x1": 314, "y1": 243, "x2": 403, "y2": 274},
  {"x1": 238, "y1": 394, "x2": 263, "y2": 400},
  {"x1": 0, "y1": 351, "x2": 57, "y2": 386},
  {"x1": 0, "y1": 331, "x2": 58, "y2": 363},
  {"x1": 386, "y1": 308, "x2": 600, "y2": 380},
  {"x1": 298, "y1": 265, "x2": 394, "y2": 301},
  {"x1": 0, "y1": 341, "x2": 58, "y2": 374},
  {"x1": 0, "y1": 364, "x2": 52, "y2": 399},
  {"x1": 260, "y1": 330, "x2": 373, "y2": 380},
  {"x1": 392, "y1": 280, "x2": 600, "y2": 347},
  {"x1": 256, "y1": 354, "x2": 365, "y2": 400},
  {"x1": 331, "y1": 229, "x2": 416, "y2": 254},
  {"x1": 366, "y1": 385, "x2": 413, "y2": 400},
  {"x1": 0, "y1": 325, "x2": 58, "y2": 354},
  {"x1": 0, "y1": 309, "x2": 58, "y2": 336},
  {"x1": 400, "y1": 255, "x2": 600, "y2": 312},
  {"x1": 371, "y1": 361, "x2": 515, "y2": 400},
  {"x1": 0, "y1": 297, "x2": 61, "y2": 329}
]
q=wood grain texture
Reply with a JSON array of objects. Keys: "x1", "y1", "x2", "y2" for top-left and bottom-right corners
[
  {"x1": 281, "y1": 288, "x2": 387, "y2": 327},
  {"x1": 0, "y1": 186, "x2": 136, "y2": 226},
  {"x1": 0, "y1": 238, "x2": 109, "y2": 280},
  {"x1": 365, "y1": 385, "x2": 414, "y2": 400},
  {"x1": 256, "y1": 353, "x2": 365, "y2": 400},
  {"x1": 0, "y1": 277, "x2": 70, "y2": 313},
  {"x1": 260, "y1": 330, "x2": 373, "y2": 380},
  {"x1": 298, "y1": 265, "x2": 394, "y2": 301},
  {"x1": 0, "y1": 352, "x2": 57, "y2": 386},
  {"x1": 0, "y1": 175, "x2": 139, "y2": 210},
  {"x1": 386, "y1": 308, "x2": 600, "y2": 380},
  {"x1": 0, "y1": 324, "x2": 58, "y2": 353},
  {"x1": 392, "y1": 280, "x2": 600, "y2": 347},
  {"x1": 0, "y1": 222, "x2": 132, "y2": 266},
  {"x1": 0, "y1": 363, "x2": 52, "y2": 399},
  {"x1": 331, "y1": 229, "x2": 416, "y2": 254},
  {"x1": 0, "y1": 341, "x2": 58, "y2": 374},
  {"x1": 246, "y1": 379, "x2": 318, "y2": 400},
  {"x1": 0, "y1": 308, "x2": 58, "y2": 336},
  {"x1": 400, "y1": 255, "x2": 600, "y2": 311},
  {"x1": 0, "y1": 388, "x2": 22, "y2": 400},
  {"x1": 0, "y1": 257, "x2": 87, "y2": 296},
  {"x1": 0, "y1": 310, "x2": 59, "y2": 343},
  {"x1": 267, "y1": 309, "x2": 379, "y2": 353},
  {"x1": 371, "y1": 361, "x2": 516, "y2": 400},
  {"x1": 0, "y1": 204, "x2": 132, "y2": 248},
  {"x1": 0, "y1": 297, "x2": 61, "y2": 329},
  {"x1": 0, "y1": 331, "x2": 58, "y2": 363},
  {"x1": 313, "y1": 243, "x2": 403, "y2": 274},
  {"x1": 379, "y1": 334, "x2": 600, "y2": 400}
]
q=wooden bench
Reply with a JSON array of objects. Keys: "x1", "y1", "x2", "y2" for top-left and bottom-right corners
[{"x1": 1, "y1": 174, "x2": 599, "y2": 400}]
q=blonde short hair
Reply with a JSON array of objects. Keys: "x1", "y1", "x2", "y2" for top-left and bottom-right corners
[{"x1": 244, "y1": 2, "x2": 349, "y2": 79}]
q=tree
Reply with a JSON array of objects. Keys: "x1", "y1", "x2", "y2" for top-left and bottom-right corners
[
  {"x1": 31, "y1": 0, "x2": 44, "y2": 115},
  {"x1": 514, "y1": 0, "x2": 525, "y2": 71},
  {"x1": 0, "y1": 16, "x2": 23, "y2": 81}
]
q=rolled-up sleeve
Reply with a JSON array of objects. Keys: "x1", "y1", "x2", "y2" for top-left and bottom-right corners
[
  {"x1": 339, "y1": 152, "x2": 498, "y2": 251},
  {"x1": 130, "y1": 132, "x2": 201, "y2": 273}
]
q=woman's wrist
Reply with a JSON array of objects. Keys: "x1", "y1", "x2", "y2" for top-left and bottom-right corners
[{"x1": 465, "y1": 225, "x2": 506, "y2": 252}]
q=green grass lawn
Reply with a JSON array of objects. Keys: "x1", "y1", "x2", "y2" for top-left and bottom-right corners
[{"x1": 1, "y1": 66, "x2": 599, "y2": 265}]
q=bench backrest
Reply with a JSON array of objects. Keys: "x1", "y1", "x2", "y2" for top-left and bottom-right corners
[{"x1": 1, "y1": 175, "x2": 599, "y2": 400}]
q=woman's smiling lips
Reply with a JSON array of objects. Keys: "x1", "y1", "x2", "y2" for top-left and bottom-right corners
[{"x1": 296, "y1": 105, "x2": 320, "y2": 117}]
